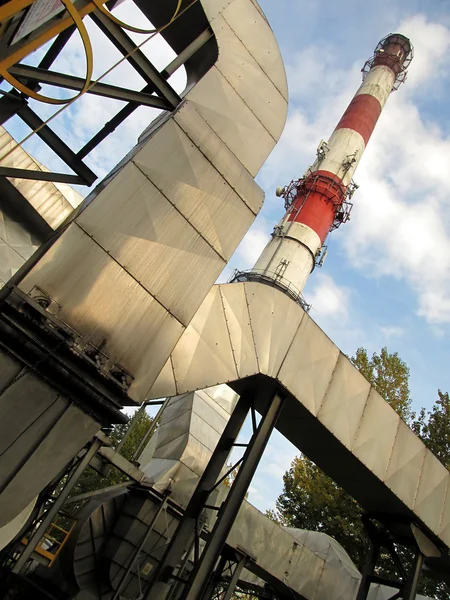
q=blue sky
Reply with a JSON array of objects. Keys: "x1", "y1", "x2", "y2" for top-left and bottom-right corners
[{"x1": 3, "y1": 0, "x2": 450, "y2": 512}]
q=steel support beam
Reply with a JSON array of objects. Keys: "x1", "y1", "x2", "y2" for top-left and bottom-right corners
[
  {"x1": 0, "y1": 166, "x2": 84, "y2": 185},
  {"x1": 181, "y1": 393, "x2": 285, "y2": 600},
  {"x1": 90, "y1": 10, "x2": 181, "y2": 108},
  {"x1": 355, "y1": 542, "x2": 380, "y2": 600},
  {"x1": 162, "y1": 28, "x2": 213, "y2": 78},
  {"x1": 8, "y1": 64, "x2": 174, "y2": 110},
  {"x1": 403, "y1": 551, "x2": 424, "y2": 600},
  {"x1": 13, "y1": 437, "x2": 102, "y2": 573},
  {"x1": 146, "y1": 393, "x2": 253, "y2": 599},
  {"x1": 16, "y1": 104, "x2": 97, "y2": 185},
  {"x1": 222, "y1": 554, "x2": 247, "y2": 600}
]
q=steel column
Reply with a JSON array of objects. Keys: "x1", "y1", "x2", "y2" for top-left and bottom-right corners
[
  {"x1": 182, "y1": 393, "x2": 285, "y2": 600},
  {"x1": 403, "y1": 551, "x2": 424, "y2": 600},
  {"x1": 355, "y1": 542, "x2": 380, "y2": 600},
  {"x1": 222, "y1": 553, "x2": 247, "y2": 600},
  {"x1": 12, "y1": 437, "x2": 102, "y2": 573},
  {"x1": 146, "y1": 393, "x2": 252, "y2": 599}
]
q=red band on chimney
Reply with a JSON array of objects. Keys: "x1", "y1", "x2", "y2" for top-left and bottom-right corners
[
  {"x1": 335, "y1": 93, "x2": 382, "y2": 146},
  {"x1": 288, "y1": 171, "x2": 345, "y2": 243}
]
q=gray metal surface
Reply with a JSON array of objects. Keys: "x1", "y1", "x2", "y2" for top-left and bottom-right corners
[
  {"x1": 140, "y1": 386, "x2": 238, "y2": 508},
  {"x1": 147, "y1": 281, "x2": 450, "y2": 552},
  {"x1": 16, "y1": 0, "x2": 288, "y2": 404},
  {"x1": 0, "y1": 127, "x2": 81, "y2": 230},
  {"x1": 0, "y1": 364, "x2": 101, "y2": 526}
]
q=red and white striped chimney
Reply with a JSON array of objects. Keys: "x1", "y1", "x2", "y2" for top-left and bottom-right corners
[{"x1": 237, "y1": 34, "x2": 413, "y2": 305}]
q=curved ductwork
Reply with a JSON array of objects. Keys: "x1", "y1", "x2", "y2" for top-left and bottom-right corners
[{"x1": 146, "y1": 281, "x2": 450, "y2": 566}]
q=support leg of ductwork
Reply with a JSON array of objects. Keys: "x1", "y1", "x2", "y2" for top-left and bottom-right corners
[
  {"x1": 146, "y1": 392, "x2": 252, "y2": 600},
  {"x1": 222, "y1": 553, "x2": 247, "y2": 600},
  {"x1": 403, "y1": 551, "x2": 424, "y2": 600},
  {"x1": 12, "y1": 437, "x2": 102, "y2": 574},
  {"x1": 182, "y1": 393, "x2": 285, "y2": 600},
  {"x1": 355, "y1": 541, "x2": 380, "y2": 600}
]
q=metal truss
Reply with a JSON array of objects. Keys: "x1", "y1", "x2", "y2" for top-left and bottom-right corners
[
  {"x1": 0, "y1": 4, "x2": 211, "y2": 186},
  {"x1": 145, "y1": 388, "x2": 285, "y2": 600},
  {"x1": 355, "y1": 515, "x2": 430, "y2": 600}
]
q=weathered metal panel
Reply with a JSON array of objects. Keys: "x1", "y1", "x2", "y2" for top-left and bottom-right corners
[
  {"x1": 413, "y1": 451, "x2": 449, "y2": 534},
  {"x1": 352, "y1": 388, "x2": 400, "y2": 481},
  {"x1": 193, "y1": 392, "x2": 229, "y2": 434},
  {"x1": 131, "y1": 120, "x2": 255, "y2": 262},
  {"x1": 0, "y1": 127, "x2": 79, "y2": 229},
  {"x1": 187, "y1": 66, "x2": 276, "y2": 177},
  {"x1": 173, "y1": 103, "x2": 264, "y2": 215},
  {"x1": 0, "y1": 350, "x2": 22, "y2": 392},
  {"x1": 18, "y1": 223, "x2": 185, "y2": 402},
  {"x1": 0, "y1": 373, "x2": 65, "y2": 492},
  {"x1": 384, "y1": 420, "x2": 427, "y2": 508},
  {"x1": 146, "y1": 281, "x2": 450, "y2": 547},
  {"x1": 0, "y1": 402, "x2": 100, "y2": 526},
  {"x1": 245, "y1": 282, "x2": 304, "y2": 377},
  {"x1": 213, "y1": 13, "x2": 287, "y2": 140},
  {"x1": 220, "y1": 283, "x2": 259, "y2": 379},
  {"x1": 439, "y1": 483, "x2": 450, "y2": 547},
  {"x1": 171, "y1": 286, "x2": 238, "y2": 392},
  {"x1": 318, "y1": 354, "x2": 371, "y2": 450},
  {"x1": 77, "y1": 161, "x2": 225, "y2": 327},
  {"x1": 147, "y1": 358, "x2": 177, "y2": 399},
  {"x1": 0, "y1": 204, "x2": 40, "y2": 285},
  {"x1": 277, "y1": 313, "x2": 339, "y2": 416},
  {"x1": 220, "y1": 0, "x2": 289, "y2": 101}
]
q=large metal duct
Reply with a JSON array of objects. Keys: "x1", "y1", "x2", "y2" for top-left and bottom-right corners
[
  {"x1": 0, "y1": 0, "x2": 288, "y2": 528},
  {"x1": 146, "y1": 281, "x2": 450, "y2": 567}
]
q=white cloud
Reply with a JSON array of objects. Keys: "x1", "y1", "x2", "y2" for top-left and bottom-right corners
[
  {"x1": 259, "y1": 15, "x2": 450, "y2": 325},
  {"x1": 380, "y1": 325, "x2": 405, "y2": 339},
  {"x1": 235, "y1": 221, "x2": 271, "y2": 268},
  {"x1": 308, "y1": 273, "x2": 350, "y2": 321},
  {"x1": 396, "y1": 14, "x2": 450, "y2": 89}
]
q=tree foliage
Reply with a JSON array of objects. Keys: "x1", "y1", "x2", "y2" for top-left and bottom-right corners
[
  {"x1": 66, "y1": 408, "x2": 154, "y2": 509},
  {"x1": 350, "y1": 347, "x2": 412, "y2": 421},
  {"x1": 269, "y1": 347, "x2": 450, "y2": 599}
]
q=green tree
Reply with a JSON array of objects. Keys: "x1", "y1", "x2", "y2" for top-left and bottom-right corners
[
  {"x1": 67, "y1": 408, "x2": 154, "y2": 508},
  {"x1": 350, "y1": 347, "x2": 412, "y2": 421},
  {"x1": 269, "y1": 347, "x2": 450, "y2": 599},
  {"x1": 412, "y1": 391, "x2": 450, "y2": 468}
]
